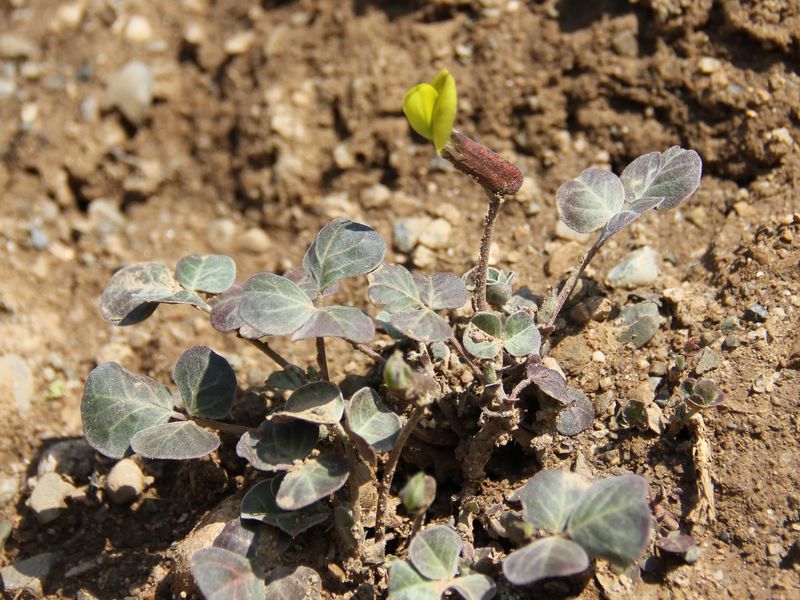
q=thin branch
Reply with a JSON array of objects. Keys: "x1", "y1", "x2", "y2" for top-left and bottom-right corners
[
  {"x1": 350, "y1": 342, "x2": 386, "y2": 365},
  {"x1": 508, "y1": 376, "x2": 535, "y2": 404},
  {"x1": 334, "y1": 423, "x2": 365, "y2": 558},
  {"x1": 244, "y1": 338, "x2": 292, "y2": 369},
  {"x1": 543, "y1": 233, "x2": 604, "y2": 331},
  {"x1": 375, "y1": 405, "x2": 425, "y2": 543},
  {"x1": 474, "y1": 192, "x2": 503, "y2": 312},
  {"x1": 448, "y1": 336, "x2": 483, "y2": 379},
  {"x1": 316, "y1": 337, "x2": 329, "y2": 380}
]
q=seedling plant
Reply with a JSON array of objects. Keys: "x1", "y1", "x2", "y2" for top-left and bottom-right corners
[{"x1": 81, "y1": 68, "x2": 703, "y2": 597}]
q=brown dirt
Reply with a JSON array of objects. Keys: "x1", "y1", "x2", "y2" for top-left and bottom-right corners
[{"x1": 0, "y1": 0, "x2": 798, "y2": 598}]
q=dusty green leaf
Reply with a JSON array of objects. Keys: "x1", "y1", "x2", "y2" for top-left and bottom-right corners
[
  {"x1": 275, "y1": 454, "x2": 349, "y2": 510},
  {"x1": 408, "y1": 525, "x2": 462, "y2": 581},
  {"x1": 131, "y1": 421, "x2": 219, "y2": 460},
  {"x1": 345, "y1": 387, "x2": 402, "y2": 453},
  {"x1": 190, "y1": 547, "x2": 265, "y2": 600},
  {"x1": 173, "y1": 346, "x2": 237, "y2": 419},
  {"x1": 99, "y1": 262, "x2": 177, "y2": 325},
  {"x1": 240, "y1": 273, "x2": 315, "y2": 336},
  {"x1": 368, "y1": 264, "x2": 421, "y2": 312},
  {"x1": 281, "y1": 381, "x2": 343, "y2": 425},
  {"x1": 520, "y1": 470, "x2": 590, "y2": 533},
  {"x1": 303, "y1": 218, "x2": 386, "y2": 290},
  {"x1": 236, "y1": 420, "x2": 318, "y2": 471},
  {"x1": 557, "y1": 168, "x2": 624, "y2": 233},
  {"x1": 175, "y1": 254, "x2": 236, "y2": 293},
  {"x1": 291, "y1": 306, "x2": 375, "y2": 344},
  {"x1": 447, "y1": 574, "x2": 496, "y2": 600},
  {"x1": 240, "y1": 476, "x2": 329, "y2": 537},
  {"x1": 209, "y1": 284, "x2": 245, "y2": 332},
  {"x1": 388, "y1": 560, "x2": 443, "y2": 600},
  {"x1": 503, "y1": 311, "x2": 541, "y2": 357},
  {"x1": 502, "y1": 537, "x2": 589, "y2": 585},
  {"x1": 463, "y1": 312, "x2": 503, "y2": 359},
  {"x1": 621, "y1": 146, "x2": 702, "y2": 211},
  {"x1": 389, "y1": 308, "x2": 453, "y2": 342},
  {"x1": 400, "y1": 472, "x2": 436, "y2": 514},
  {"x1": 81, "y1": 362, "x2": 174, "y2": 459},
  {"x1": 414, "y1": 272, "x2": 467, "y2": 310},
  {"x1": 567, "y1": 474, "x2": 652, "y2": 567}
]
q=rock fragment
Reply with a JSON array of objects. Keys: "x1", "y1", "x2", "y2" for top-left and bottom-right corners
[
  {"x1": 104, "y1": 62, "x2": 154, "y2": 125},
  {"x1": 607, "y1": 247, "x2": 659, "y2": 289},
  {"x1": 105, "y1": 458, "x2": 145, "y2": 505},
  {"x1": 27, "y1": 473, "x2": 76, "y2": 525}
]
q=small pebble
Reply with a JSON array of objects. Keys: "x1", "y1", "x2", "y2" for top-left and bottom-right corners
[
  {"x1": 555, "y1": 221, "x2": 590, "y2": 242},
  {"x1": 124, "y1": 16, "x2": 153, "y2": 43},
  {"x1": 224, "y1": 31, "x2": 256, "y2": 55},
  {"x1": 0, "y1": 476, "x2": 18, "y2": 506},
  {"x1": 206, "y1": 219, "x2": 237, "y2": 252},
  {"x1": 105, "y1": 458, "x2": 145, "y2": 504},
  {"x1": 607, "y1": 247, "x2": 659, "y2": 289},
  {"x1": 698, "y1": 56, "x2": 722, "y2": 74},
  {"x1": 361, "y1": 184, "x2": 391, "y2": 208},
  {"x1": 0, "y1": 33, "x2": 40, "y2": 60},
  {"x1": 393, "y1": 217, "x2": 432, "y2": 253},
  {"x1": 37, "y1": 439, "x2": 94, "y2": 480},
  {"x1": 0, "y1": 354, "x2": 34, "y2": 416},
  {"x1": 591, "y1": 350, "x2": 605, "y2": 363},
  {"x1": 238, "y1": 228, "x2": 271, "y2": 254},
  {"x1": 695, "y1": 347, "x2": 719, "y2": 374},
  {"x1": 418, "y1": 218, "x2": 452, "y2": 250},
  {"x1": 27, "y1": 473, "x2": 76, "y2": 525},
  {"x1": 744, "y1": 303, "x2": 768, "y2": 322},
  {"x1": 104, "y1": 62, "x2": 153, "y2": 125},
  {"x1": 0, "y1": 521, "x2": 11, "y2": 551}
]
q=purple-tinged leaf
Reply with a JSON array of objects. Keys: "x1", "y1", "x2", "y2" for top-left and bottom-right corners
[
  {"x1": 688, "y1": 379, "x2": 725, "y2": 408},
  {"x1": 408, "y1": 525, "x2": 462, "y2": 580},
  {"x1": 240, "y1": 273, "x2": 315, "y2": 337},
  {"x1": 81, "y1": 362, "x2": 174, "y2": 459},
  {"x1": 502, "y1": 537, "x2": 589, "y2": 585},
  {"x1": 389, "y1": 308, "x2": 453, "y2": 342},
  {"x1": 520, "y1": 470, "x2": 590, "y2": 533},
  {"x1": 176, "y1": 254, "x2": 236, "y2": 293},
  {"x1": 556, "y1": 168, "x2": 624, "y2": 233},
  {"x1": 567, "y1": 474, "x2": 653, "y2": 567},
  {"x1": 173, "y1": 346, "x2": 237, "y2": 419},
  {"x1": 291, "y1": 306, "x2": 375, "y2": 344},
  {"x1": 285, "y1": 267, "x2": 339, "y2": 300},
  {"x1": 503, "y1": 311, "x2": 541, "y2": 357},
  {"x1": 556, "y1": 389, "x2": 595, "y2": 436},
  {"x1": 621, "y1": 146, "x2": 702, "y2": 211},
  {"x1": 191, "y1": 547, "x2": 265, "y2": 600},
  {"x1": 131, "y1": 421, "x2": 220, "y2": 460},
  {"x1": 264, "y1": 365, "x2": 308, "y2": 391},
  {"x1": 345, "y1": 387, "x2": 403, "y2": 453},
  {"x1": 213, "y1": 519, "x2": 260, "y2": 558},
  {"x1": 280, "y1": 381, "x2": 343, "y2": 425},
  {"x1": 275, "y1": 454, "x2": 349, "y2": 510},
  {"x1": 656, "y1": 533, "x2": 696, "y2": 554},
  {"x1": 526, "y1": 363, "x2": 571, "y2": 405},
  {"x1": 264, "y1": 566, "x2": 322, "y2": 599},
  {"x1": 236, "y1": 420, "x2": 318, "y2": 471},
  {"x1": 303, "y1": 218, "x2": 386, "y2": 290},
  {"x1": 414, "y1": 272, "x2": 468, "y2": 310},
  {"x1": 448, "y1": 574, "x2": 496, "y2": 600},
  {"x1": 151, "y1": 288, "x2": 210, "y2": 311},
  {"x1": 463, "y1": 312, "x2": 503, "y2": 359},
  {"x1": 99, "y1": 262, "x2": 176, "y2": 325},
  {"x1": 368, "y1": 264, "x2": 421, "y2": 312},
  {"x1": 241, "y1": 477, "x2": 329, "y2": 537},
  {"x1": 210, "y1": 284, "x2": 245, "y2": 332}
]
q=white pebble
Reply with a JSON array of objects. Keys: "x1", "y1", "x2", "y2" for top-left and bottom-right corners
[
  {"x1": 105, "y1": 459, "x2": 145, "y2": 505},
  {"x1": 124, "y1": 16, "x2": 153, "y2": 43},
  {"x1": 104, "y1": 62, "x2": 153, "y2": 125}
]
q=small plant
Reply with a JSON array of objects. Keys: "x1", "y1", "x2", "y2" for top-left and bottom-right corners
[
  {"x1": 79, "y1": 67, "x2": 703, "y2": 596},
  {"x1": 502, "y1": 470, "x2": 652, "y2": 585},
  {"x1": 388, "y1": 525, "x2": 495, "y2": 600}
]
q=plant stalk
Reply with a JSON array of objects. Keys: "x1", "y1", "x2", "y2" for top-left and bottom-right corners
[
  {"x1": 316, "y1": 337, "x2": 330, "y2": 380},
  {"x1": 193, "y1": 417, "x2": 250, "y2": 436},
  {"x1": 374, "y1": 405, "x2": 425, "y2": 543},
  {"x1": 475, "y1": 192, "x2": 503, "y2": 312},
  {"x1": 244, "y1": 338, "x2": 292, "y2": 369}
]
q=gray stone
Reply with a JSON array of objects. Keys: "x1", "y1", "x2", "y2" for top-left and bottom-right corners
[
  {"x1": 37, "y1": 439, "x2": 94, "y2": 481},
  {"x1": 206, "y1": 219, "x2": 237, "y2": 253},
  {"x1": 105, "y1": 458, "x2": 145, "y2": 505},
  {"x1": 618, "y1": 302, "x2": 661, "y2": 348},
  {"x1": 238, "y1": 228, "x2": 271, "y2": 254},
  {"x1": 0, "y1": 552, "x2": 61, "y2": 597},
  {"x1": 27, "y1": 473, "x2": 76, "y2": 525},
  {"x1": 418, "y1": 218, "x2": 452, "y2": 250},
  {"x1": 30, "y1": 227, "x2": 49, "y2": 250},
  {"x1": 0, "y1": 475, "x2": 19, "y2": 506},
  {"x1": 86, "y1": 199, "x2": 125, "y2": 236},
  {"x1": 695, "y1": 347, "x2": 719, "y2": 374},
  {"x1": 393, "y1": 217, "x2": 432, "y2": 253},
  {"x1": 607, "y1": 246, "x2": 659, "y2": 289},
  {"x1": 0, "y1": 355, "x2": 34, "y2": 417},
  {"x1": 104, "y1": 62, "x2": 153, "y2": 124}
]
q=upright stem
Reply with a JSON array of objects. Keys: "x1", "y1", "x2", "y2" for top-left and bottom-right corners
[
  {"x1": 334, "y1": 423, "x2": 365, "y2": 557},
  {"x1": 375, "y1": 405, "x2": 425, "y2": 543},
  {"x1": 475, "y1": 192, "x2": 503, "y2": 312},
  {"x1": 544, "y1": 233, "x2": 604, "y2": 330},
  {"x1": 316, "y1": 337, "x2": 329, "y2": 380}
]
